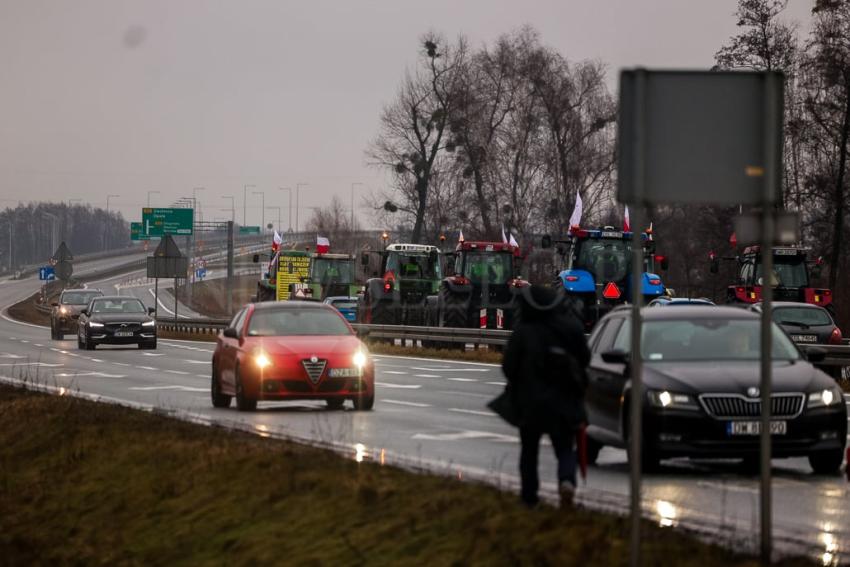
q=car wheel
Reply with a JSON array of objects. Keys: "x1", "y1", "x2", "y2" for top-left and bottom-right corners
[
  {"x1": 85, "y1": 333, "x2": 96, "y2": 350},
  {"x1": 352, "y1": 392, "x2": 374, "y2": 411},
  {"x1": 211, "y1": 365, "x2": 232, "y2": 409},
  {"x1": 235, "y1": 365, "x2": 257, "y2": 412},
  {"x1": 50, "y1": 322, "x2": 59, "y2": 340},
  {"x1": 586, "y1": 435, "x2": 603, "y2": 465},
  {"x1": 808, "y1": 450, "x2": 844, "y2": 475},
  {"x1": 326, "y1": 398, "x2": 345, "y2": 410}
]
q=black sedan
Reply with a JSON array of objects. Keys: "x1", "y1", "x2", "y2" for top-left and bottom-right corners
[
  {"x1": 749, "y1": 301, "x2": 842, "y2": 346},
  {"x1": 78, "y1": 296, "x2": 157, "y2": 350},
  {"x1": 585, "y1": 306, "x2": 847, "y2": 474}
]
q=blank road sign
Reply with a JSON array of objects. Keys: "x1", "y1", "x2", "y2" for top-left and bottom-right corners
[{"x1": 618, "y1": 70, "x2": 783, "y2": 205}]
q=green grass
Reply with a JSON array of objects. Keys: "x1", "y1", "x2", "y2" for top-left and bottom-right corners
[{"x1": 0, "y1": 385, "x2": 813, "y2": 566}]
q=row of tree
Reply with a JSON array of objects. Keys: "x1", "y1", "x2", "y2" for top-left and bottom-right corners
[
  {"x1": 366, "y1": 2, "x2": 850, "y2": 328},
  {"x1": 0, "y1": 203, "x2": 129, "y2": 271}
]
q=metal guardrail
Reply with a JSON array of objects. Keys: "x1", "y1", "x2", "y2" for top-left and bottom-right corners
[{"x1": 350, "y1": 323, "x2": 510, "y2": 347}]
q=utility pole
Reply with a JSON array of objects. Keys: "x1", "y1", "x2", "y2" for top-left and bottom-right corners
[
  {"x1": 243, "y1": 184, "x2": 255, "y2": 226},
  {"x1": 279, "y1": 187, "x2": 292, "y2": 232}
]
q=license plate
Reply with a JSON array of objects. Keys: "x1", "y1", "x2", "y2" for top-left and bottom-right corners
[
  {"x1": 790, "y1": 334, "x2": 817, "y2": 343},
  {"x1": 114, "y1": 331, "x2": 134, "y2": 337},
  {"x1": 328, "y1": 368, "x2": 361, "y2": 378},
  {"x1": 727, "y1": 421, "x2": 787, "y2": 436}
]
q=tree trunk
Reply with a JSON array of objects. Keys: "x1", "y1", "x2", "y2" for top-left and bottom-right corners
[
  {"x1": 472, "y1": 166, "x2": 493, "y2": 238},
  {"x1": 411, "y1": 176, "x2": 429, "y2": 244},
  {"x1": 828, "y1": 80, "x2": 850, "y2": 290}
]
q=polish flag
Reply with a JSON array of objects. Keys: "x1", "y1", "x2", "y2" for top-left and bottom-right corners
[
  {"x1": 272, "y1": 231, "x2": 282, "y2": 252},
  {"x1": 316, "y1": 235, "x2": 330, "y2": 254},
  {"x1": 501, "y1": 225, "x2": 508, "y2": 244},
  {"x1": 624, "y1": 206, "x2": 631, "y2": 232},
  {"x1": 458, "y1": 230, "x2": 465, "y2": 243},
  {"x1": 509, "y1": 233, "x2": 518, "y2": 247},
  {"x1": 569, "y1": 192, "x2": 583, "y2": 230}
]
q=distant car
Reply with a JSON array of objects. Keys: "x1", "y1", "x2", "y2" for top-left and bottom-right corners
[
  {"x1": 211, "y1": 301, "x2": 374, "y2": 412},
  {"x1": 323, "y1": 296, "x2": 359, "y2": 322},
  {"x1": 77, "y1": 296, "x2": 157, "y2": 350},
  {"x1": 585, "y1": 306, "x2": 847, "y2": 474},
  {"x1": 749, "y1": 302, "x2": 842, "y2": 346},
  {"x1": 647, "y1": 297, "x2": 715, "y2": 307},
  {"x1": 50, "y1": 288, "x2": 103, "y2": 339}
]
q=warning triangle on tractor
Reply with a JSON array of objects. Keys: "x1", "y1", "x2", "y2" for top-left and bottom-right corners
[{"x1": 602, "y1": 282, "x2": 621, "y2": 300}]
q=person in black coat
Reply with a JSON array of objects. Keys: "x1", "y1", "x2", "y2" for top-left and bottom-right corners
[{"x1": 502, "y1": 285, "x2": 591, "y2": 508}]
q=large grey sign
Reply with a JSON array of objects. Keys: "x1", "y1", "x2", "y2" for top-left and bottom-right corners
[{"x1": 618, "y1": 70, "x2": 783, "y2": 205}]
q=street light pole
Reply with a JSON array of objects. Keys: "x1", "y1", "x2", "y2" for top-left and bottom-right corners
[
  {"x1": 253, "y1": 191, "x2": 265, "y2": 233},
  {"x1": 279, "y1": 187, "x2": 292, "y2": 232},
  {"x1": 222, "y1": 196, "x2": 235, "y2": 224},
  {"x1": 269, "y1": 206, "x2": 281, "y2": 232},
  {"x1": 243, "y1": 184, "x2": 255, "y2": 226},
  {"x1": 296, "y1": 183, "x2": 308, "y2": 233}
]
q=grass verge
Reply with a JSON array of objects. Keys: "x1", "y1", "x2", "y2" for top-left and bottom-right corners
[{"x1": 0, "y1": 385, "x2": 813, "y2": 566}]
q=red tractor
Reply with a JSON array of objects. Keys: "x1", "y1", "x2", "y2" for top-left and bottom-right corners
[
  {"x1": 426, "y1": 241, "x2": 529, "y2": 330},
  {"x1": 712, "y1": 245, "x2": 833, "y2": 312}
]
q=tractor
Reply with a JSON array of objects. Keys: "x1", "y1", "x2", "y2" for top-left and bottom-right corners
[
  {"x1": 254, "y1": 251, "x2": 358, "y2": 301},
  {"x1": 545, "y1": 227, "x2": 668, "y2": 330},
  {"x1": 712, "y1": 245, "x2": 832, "y2": 312},
  {"x1": 425, "y1": 241, "x2": 528, "y2": 330},
  {"x1": 358, "y1": 244, "x2": 442, "y2": 325}
]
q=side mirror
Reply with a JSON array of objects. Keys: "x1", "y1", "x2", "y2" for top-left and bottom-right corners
[
  {"x1": 361, "y1": 252, "x2": 370, "y2": 266},
  {"x1": 222, "y1": 327, "x2": 239, "y2": 339},
  {"x1": 252, "y1": 254, "x2": 260, "y2": 263},
  {"x1": 148, "y1": 307, "x2": 155, "y2": 315},
  {"x1": 804, "y1": 346, "x2": 827, "y2": 363},
  {"x1": 601, "y1": 349, "x2": 629, "y2": 365},
  {"x1": 541, "y1": 235, "x2": 552, "y2": 249},
  {"x1": 709, "y1": 257, "x2": 719, "y2": 274}
]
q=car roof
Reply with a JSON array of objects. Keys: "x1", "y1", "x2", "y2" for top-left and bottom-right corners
[
  {"x1": 91, "y1": 295, "x2": 142, "y2": 301},
  {"x1": 324, "y1": 296, "x2": 358, "y2": 302},
  {"x1": 760, "y1": 301, "x2": 827, "y2": 310},
  {"x1": 62, "y1": 288, "x2": 101, "y2": 293},
  {"x1": 251, "y1": 300, "x2": 331, "y2": 310},
  {"x1": 611, "y1": 305, "x2": 758, "y2": 321}
]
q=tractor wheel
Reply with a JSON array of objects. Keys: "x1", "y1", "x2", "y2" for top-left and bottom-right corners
[{"x1": 438, "y1": 287, "x2": 469, "y2": 350}]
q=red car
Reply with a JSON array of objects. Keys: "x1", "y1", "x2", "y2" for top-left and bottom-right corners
[{"x1": 211, "y1": 301, "x2": 374, "y2": 411}]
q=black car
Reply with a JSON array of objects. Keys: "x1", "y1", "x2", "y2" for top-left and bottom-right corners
[
  {"x1": 749, "y1": 301, "x2": 842, "y2": 346},
  {"x1": 78, "y1": 296, "x2": 157, "y2": 350},
  {"x1": 585, "y1": 306, "x2": 847, "y2": 474}
]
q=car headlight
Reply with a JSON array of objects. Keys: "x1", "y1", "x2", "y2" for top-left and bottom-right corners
[
  {"x1": 352, "y1": 349, "x2": 368, "y2": 369},
  {"x1": 59, "y1": 306, "x2": 69, "y2": 315},
  {"x1": 647, "y1": 390, "x2": 698, "y2": 410},
  {"x1": 253, "y1": 351, "x2": 272, "y2": 369},
  {"x1": 808, "y1": 386, "x2": 843, "y2": 408},
  {"x1": 142, "y1": 320, "x2": 156, "y2": 327},
  {"x1": 88, "y1": 321, "x2": 104, "y2": 328}
]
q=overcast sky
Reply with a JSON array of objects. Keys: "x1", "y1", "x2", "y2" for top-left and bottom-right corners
[{"x1": 0, "y1": 0, "x2": 814, "y2": 228}]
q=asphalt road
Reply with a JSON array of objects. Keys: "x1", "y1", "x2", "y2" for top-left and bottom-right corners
[{"x1": 1, "y1": 264, "x2": 848, "y2": 563}]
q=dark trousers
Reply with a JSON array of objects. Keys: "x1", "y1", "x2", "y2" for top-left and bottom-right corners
[{"x1": 519, "y1": 426, "x2": 577, "y2": 506}]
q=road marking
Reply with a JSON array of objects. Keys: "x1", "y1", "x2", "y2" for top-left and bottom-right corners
[
  {"x1": 143, "y1": 353, "x2": 165, "y2": 357},
  {"x1": 90, "y1": 358, "x2": 104, "y2": 363},
  {"x1": 165, "y1": 370, "x2": 190, "y2": 375},
  {"x1": 485, "y1": 381, "x2": 506, "y2": 386},
  {"x1": 411, "y1": 366, "x2": 490, "y2": 372},
  {"x1": 20, "y1": 340, "x2": 29, "y2": 344},
  {"x1": 412, "y1": 430, "x2": 517, "y2": 443},
  {"x1": 129, "y1": 385, "x2": 208, "y2": 392},
  {"x1": 383, "y1": 370, "x2": 407, "y2": 375},
  {"x1": 195, "y1": 374, "x2": 207, "y2": 378},
  {"x1": 184, "y1": 360, "x2": 209, "y2": 365},
  {"x1": 54, "y1": 372, "x2": 126, "y2": 378},
  {"x1": 113, "y1": 362, "x2": 131, "y2": 367},
  {"x1": 34, "y1": 343, "x2": 44, "y2": 347},
  {"x1": 381, "y1": 399, "x2": 431, "y2": 408},
  {"x1": 448, "y1": 377, "x2": 478, "y2": 382},
  {"x1": 414, "y1": 374, "x2": 441, "y2": 378},
  {"x1": 449, "y1": 408, "x2": 497, "y2": 417},
  {"x1": 373, "y1": 354, "x2": 500, "y2": 368},
  {"x1": 136, "y1": 366, "x2": 158, "y2": 371},
  {"x1": 0, "y1": 362, "x2": 62, "y2": 367},
  {"x1": 375, "y1": 382, "x2": 421, "y2": 389},
  {"x1": 0, "y1": 353, "x2": 25, "y2": 359}
]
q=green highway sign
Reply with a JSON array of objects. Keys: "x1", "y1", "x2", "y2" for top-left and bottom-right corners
[
  {"x1": 142, "y1": 208, "x2": 193, "y2": 236},
  {"x1": 239, "y1": 226, "x2": 261, "y2": 234},
  {"x1": 130, "y1": 222, "x2": 153, "y2": 241}
]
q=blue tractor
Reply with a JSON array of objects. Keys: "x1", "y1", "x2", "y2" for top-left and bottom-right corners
[{"x1": 543, "y1": 227, "x2": 668, "y2": 330}]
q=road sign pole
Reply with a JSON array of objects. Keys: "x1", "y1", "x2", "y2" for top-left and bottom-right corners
[
  {"x1": 174, "y1": 277, "x2": 178, "y2": 322},
  {"x1": 226, "y1": 221, "x2": 234, "y2": 316},
  {"x1": 154, "y1": 277, "x2": 159, "y2": 319}
]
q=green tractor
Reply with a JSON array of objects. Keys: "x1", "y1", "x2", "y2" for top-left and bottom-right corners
[
  {"x1": 254, "y1": 251, "x2": 358, "y2": 301},
  {"x1": 358, "y1": 244, "x2": 442, "y2": 325}
]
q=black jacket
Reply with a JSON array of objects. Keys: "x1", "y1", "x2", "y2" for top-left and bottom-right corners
[{"x1": 502, "y1": 287, "x2": 591, "y2": 434}]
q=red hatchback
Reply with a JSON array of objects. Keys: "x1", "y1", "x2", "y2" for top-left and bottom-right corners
[{"x1": 211, "y1": 301, "x2": 375, "y2": 411}]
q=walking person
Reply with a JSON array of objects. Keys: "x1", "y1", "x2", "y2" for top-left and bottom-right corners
[{"x1": 501, "y1": 285, "x2": 591, "y2": 508}]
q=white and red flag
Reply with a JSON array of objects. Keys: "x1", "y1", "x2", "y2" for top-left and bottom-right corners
[
  {"x1": 509, "y1": 233, "x2": 518, "y2": 247},
  {"x1": 272, "y1": 231, "x2": 282, "y2": 252},
  {"x1": 569, "y1": 192, "x2": 583, "y2": 230},
  {"x1": 458, "y1": 230, "x2": 465, "y2": 243},
  {"x1": 624, "y1": 206, "x2": 631, "y2": 232},
  {"x1": 316, "y1": 235, "x2": 330, "y2": 254}
]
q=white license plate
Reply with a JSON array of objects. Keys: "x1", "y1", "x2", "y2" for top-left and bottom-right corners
[
  {"x1": 790, "y1": 334, "x2": 817, "y2": 343},
  {"x1": 328, "y1": 368, "x2": 361, "y2": 378},
  {"x1": 727, "y1": 421, "x2": 787, "y2": 436},
  {"x1": 114, "y1": 331, "x2": 134, "y2": 337}
]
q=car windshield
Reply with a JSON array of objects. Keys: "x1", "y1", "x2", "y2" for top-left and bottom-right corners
[
  {"x1": 462, "y1": 252, "x2": 513, "y2": 284},
  {"x1": 246, "y1": 308, "x2": 352, "y2": 336},
  {"x1": 773, "y1": 307, "x2": 831, "y2": 327},
  {"x1": 90, "y1": 298, "x2": 147, "y2": 314},
  {"x1": 312, "y1": 258, "x2": 354, "y2": 284},
  {"x1": 613, "y1": 318, "x2": 801, "y2": 361},
  {"x1": 61, "y1": 291, "x2": 101, "y2": 305},
  {"x1": 386, "y1": 252, "x2": 441, "y2": 279},
  {"x1": 755, "y1": 256, "x2": 808, "y2": 288},
  {"x1": 330, "y1": 300, "x2": 358, "y2": 310},
  {"x1": 574, "y1": 238, "x2": 630, "y2": 282}
]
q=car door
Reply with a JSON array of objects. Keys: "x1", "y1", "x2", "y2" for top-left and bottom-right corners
[
  {"x1": 78, "y1": 299, "x2": 93, "y2": 339},
  {"x1": 586, "y1": 317, "x2": 625, "y2": 436},
  {"x1": 219, "y1": 308, "x2": 248, "y2": 390}
]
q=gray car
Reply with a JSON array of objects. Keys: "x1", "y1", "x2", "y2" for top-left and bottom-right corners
[{"x1": 50, "y1": 288, "x2": 104, "y2": 339}]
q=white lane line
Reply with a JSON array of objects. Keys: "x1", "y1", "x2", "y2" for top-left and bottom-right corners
[
  {"x1": 129, "y1": 385, "x2": 208, "y2": 392},
  {"x1": 410, "y1": 367, "x2": 490, "y2": 373},
  {"x1": 34, "y1": 343, "x2": 44, "y2": 347},
  {"x1": 412, "y1": 430, "x2": 518, "y2": 442},
  {"x1": 1, "y1": 312, "x2": 46, "y2": 329},
  {"x1": 195, "y1": 374, "x2": 207, "y2": 378},
  {"x1": 381, "y1": 399, "x2": 431, "y2": 408},
  {"x1": 0, "y1": 353, "x2": 26, "y2": 359},
  {"x1": 136, "y1": 366, "x2": 158, "y2": 371},
  {"x1": 20, "y1": 340, "x2": 29, "y2": 344},
  {"x1": 184, "y1": 360, "x2": 209, "y2": 365},
  {"x1": 148, "y1": 289, "x2": 190, "y2": 319},
  {"x1": 54, "y1": 372, "x2": 126, "y2": 378},
  {"x1": 165, "y1": 370, "x2": 190, "y2": 375},
  {"x1": 90, "y1": 358, "x2": 104, "y2": 363},
  {"x1": 0, "y1": 362, "x2": 62, "y2": 367},
  {"x1": 113, "y1": 362, "x2": 131, "y2": 367},
  {"x1": 448, "y1": 378, "x2": 478, "y2": 383},
  {"x1": 375, "y1": 382, "x2": 421, "y2": 389},
  {"x1": 383, "y1": 370, "x2": 408, "y2": 375},
  {"x1": 143, "y1": 353, "x2": 165, "y2": 357},
  {"x1": 485, "y1": 381, "x2": 506, "y2": 386},
  {"x1": 449, "y1": 408, "x2": 497, "y2": 417},
  {"x1": 414, "y1": 374, "x2": 441, "y2": 378}
]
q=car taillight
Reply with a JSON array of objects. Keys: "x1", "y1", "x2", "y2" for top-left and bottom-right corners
[
  {"x1": 648, "y1": 278, "x2": 661, "y2": 285},
  {"x1": 829, "y1": 327, "x2": 842, "y2": 345},
  {"x1": 383, "y1": 281, "x2": 393, "y2": 292},
  {"x1": 565, "y1": 275, "x2": 579, "y2": 282}
]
